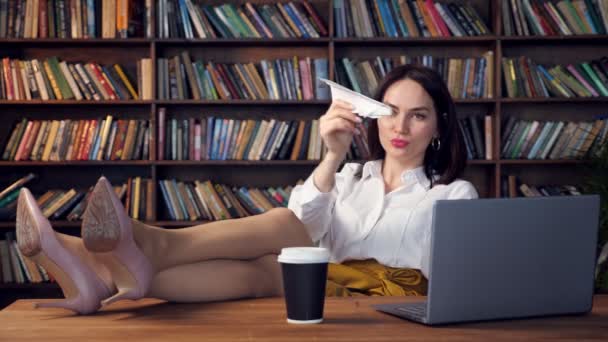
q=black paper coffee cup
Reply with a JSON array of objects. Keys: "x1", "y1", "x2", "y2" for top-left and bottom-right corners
[{"x1": 278, "y1": 247, "x2": 330, "y2": 324}]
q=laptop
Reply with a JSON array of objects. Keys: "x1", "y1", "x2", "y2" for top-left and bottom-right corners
[{"x1": 373, "y1": 195, "x2": 600, "y2": 325}]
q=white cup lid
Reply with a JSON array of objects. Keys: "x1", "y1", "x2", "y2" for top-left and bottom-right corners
[{"x1": 277, "y1": 247, "x2": 330, "y2": 264}]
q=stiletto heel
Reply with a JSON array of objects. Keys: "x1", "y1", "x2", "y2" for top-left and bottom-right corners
[
  {"x1": 82, "y1": 176, "x2": 154, "y2": 305},
  {"x1": 16, "y1": 188, "x2": 112, "y2": 315},
  {"x1": 100, "y1": 288, "x2": 133, "y2": 307}
]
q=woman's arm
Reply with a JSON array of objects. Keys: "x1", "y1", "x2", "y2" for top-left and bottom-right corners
[
  {"x1": 314, "y1": 99, "x2": 359, "y2": 192},
  {"x1": 287, "y1": 154, "x2": 342, "y2": 243},
  {"x1": 312, "y1": 152, "x2": 344, "y2": 193},
  {"x1": 288, "y1": 99, "x2": 359, "y2": 241}
]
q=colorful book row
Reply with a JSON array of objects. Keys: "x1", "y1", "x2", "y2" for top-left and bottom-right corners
[
  {"x1": 158, "y1": 110, "x2": 334, "y2": 161},
  {"x1": 0, "y1": 0, "x2": 151, "y2": 39},
  {"x1": 0, "y1": 176, "x2": 153, "y2": 222},
  {"x1": 335, "y1": 52, "x2": 495, "y2": 99},
  {"x1": 501, "y1": 174, "x2": 582, "y2": 198},
  {"x1": 158, "y1": 53, "x2": 329, "y2": 101},
  {"x1": 458, "y1": 115, "x2": 492, "y2": 160},
  {"x1": 500, "y1": 116, "x2": 608, "y2": 159},
  {"x1": 158, "y1": 178, "x2": 296, "y2": 221},
  {"x1": 0, "y1": 56, "x2": 148, "y2": 100},
  {"x1": 0, "y1": 173, "x2": 36, "y2": 220},
  {"x1": 503, "y1": 0, "x2": 608, "y2": 36},
  {"x1": 1, "y1": 233, "x2": 51, "y2": 284},
  {"x1": 2, "y1": 117, "x2": 151, "y2": 162},
  {"x1": 334, "y1": 0, "x2": 490, "y2": 38},
  {"x1": 157, "y1": 0, "x2": 327, "y2": 39},
  {"x1": 502, "y1": 55, "x2": 608, "y2": 98}
]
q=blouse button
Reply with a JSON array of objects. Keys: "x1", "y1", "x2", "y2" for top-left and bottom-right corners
[{"x1": 401, "y1": 172, "x2": 416, "y2": 184}]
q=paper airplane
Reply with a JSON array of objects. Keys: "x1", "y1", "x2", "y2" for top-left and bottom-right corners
[{"x1": 319, "y1": 78, "x2": 392, "y2": 118}]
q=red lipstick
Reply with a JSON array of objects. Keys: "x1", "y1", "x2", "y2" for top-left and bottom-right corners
[{"x1": 391, "y1": 139, "x2": 409, "y2": 148}]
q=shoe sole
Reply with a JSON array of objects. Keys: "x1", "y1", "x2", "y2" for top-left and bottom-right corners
[
  {"x1": 82, "y1": 180, "x2": 121, "y2": 253},
  {"x1": 16, "y1": 192, "x2": 41, "y2": 257},
  {"x1": 16, "y1": 191, "x2": 80, "y2": 301},
  {"x1": 82, "y1": 178, "x2": 146, "y2": 304}
]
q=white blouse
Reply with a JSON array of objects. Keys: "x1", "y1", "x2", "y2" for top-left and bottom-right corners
[{"x1": 287, "y1": 159, "x2": 478, "y2": 278}]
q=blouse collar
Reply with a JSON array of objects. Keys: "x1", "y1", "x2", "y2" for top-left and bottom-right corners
[{"x1": 362, "y1": 160, "x2": 431, "y2": 190}]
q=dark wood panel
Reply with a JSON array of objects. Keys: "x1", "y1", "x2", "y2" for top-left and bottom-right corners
[
  {"x1": 156, "y1": 163, "x2": 315, "y2": 187},
  {"x1": 502, "y1": 44, "x2": 608, "y2": 66},
  {"x1": 0, "y1": 165, "x2": 153, "y2": 195},
  {"x1": 156, "y1": 38, "x2": 330, "y2": 46},
  {"x1": 333, "y1": 37, "x2": 496, "y2": 45},
  {"x1": 501, "y1": 35, "x2": 608, "y2": 43},
  {"x1": 501, "y1": 164, "x2": 589, "y2": 188},
  {"x1": 157, "y1": 105, "x2": 326, "y2": 122},
  {"x1": 0, "y1": 100, "x2": 152, "y2": 105},
  {"x1": 334, "y1": 43, "x2": 497, "y2": 60},
  {"x1": 463, "y1": 164, "x2": 495, "y2": 198},
  {"x1": 501, "y1": 97, "x2": 608, "y2": 103},
  {"x1": 0, "y1": 39, "x2": 151, "y2": 45},
  {"x1": 455, "y1": 103, "x2": 496, "y2": 118},
  {"x1": 1, "y1": 105, "x2": 152, "y2": 120},
  {"x1": 501, "y1": 103, "x2": 608, "y2": 122},
  {"x1": 158, "y1": 45, "x2": 328, "y2": 61},
  {"x1": 1, "y1": 46, "x2": 150, "y2": 66}
]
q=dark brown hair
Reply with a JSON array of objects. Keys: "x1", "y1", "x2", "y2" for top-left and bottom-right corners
[{"x1": 367, "y1": 64, "x2": 467, "y2": 187}]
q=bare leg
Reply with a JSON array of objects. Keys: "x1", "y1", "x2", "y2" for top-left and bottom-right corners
[
  {"x1": 147, "y1": 254, "x2": 284, "y2": 302},
  {"x1": 55, "y1": 207, "x2": 309, "y2": 304},
  {"x1": 54, "y1": 233, "x2": 116, "y2": 293},
  {"x1": 132, "y1": 207, "x2": 314, "y2": 272}
]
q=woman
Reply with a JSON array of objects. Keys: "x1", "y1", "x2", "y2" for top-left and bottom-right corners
[{"x1": 15, "y1": 64, "x2": 477, "y2": 315}]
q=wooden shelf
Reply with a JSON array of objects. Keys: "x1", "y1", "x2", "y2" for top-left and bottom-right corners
[
  {"x1": 1, "y1": 35, "x2": 606, "y2": 45},
  {"x1": 0, "y1": 99, "x2": 499, "y2": 105},
  {"x1": 500, "y1": 35, "x2": 608, "y2": 43},
  {"x1": 453, "y1": 98, "x2": 496, "y2": 104},
  {"x1": 0, "y1": 1, "x2": 600, "y2": 243},
  {"x1": 156, "y1": 38, "x2": 331, "y2": 46},
  {"x1": 155, "y1": 160, "x2": 319, "y2": 166},
  {"x1": 1, "y1": 0, "x2": 604, "y2": 302},
  {"x1": 0, "y1": 161, "x2": 153, "y2": 167},
  {"x1": 154, "y1": 100, "x2": 331, "y2": 105},
  {"x1": 500, "y1": 97, "x2": 608, "y2": 103},
  {"x1": 333, "y1": 36, "x2": 497, "y2": 45},
  {"x1": 0, "y1": 38, "x2": 151, "y2": 45},
  {"x1": 0, "y1": 221, "x2": 81, "y2": 228},
  {"x1": 0, "y1": 220, "x2": 212, "y2": 229},
  {"x1": 158, "y1": 37, "x2": 496, "y2": 46},
  {"x1": 499, "y1": 159, "x2": 588, "y2": 165},
  {"x1": 155, "y1": 159, "x2": 497, "y2": 166},
  {"x1": 157, "y1": 160, "x2": 496, "y2": 166},
  {"x1": 155, "y1": 220, "x2": 211, "y2": 228},
  {"x1": 0, "y1": 160, "x2": 500, "y2": 167},
  {"x1": 0, "y1": 100, "x2": 152, "y2": 105},
  {"x1": 468, "y1": 160, "x2": 497, "y2": 165},
  {"x1": 0, "y1": 283, "x2": 60, "y2": 290}
]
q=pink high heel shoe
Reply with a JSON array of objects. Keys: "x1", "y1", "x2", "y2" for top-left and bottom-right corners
[
  {"x1": 82, "y1": 176, "x2": 154, "y2": 307},
  {"x1": 15, "y1": 188, "x2": 112, "y2": 315}
]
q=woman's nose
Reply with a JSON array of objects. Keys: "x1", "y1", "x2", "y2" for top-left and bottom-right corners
[{"x1": 393, "y1": 114, "x2": 410, "y2": 133}]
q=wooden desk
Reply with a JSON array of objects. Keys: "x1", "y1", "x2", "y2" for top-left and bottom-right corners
[{"x1": 1, "y1": 296, "x2": 607, "y2": 341}]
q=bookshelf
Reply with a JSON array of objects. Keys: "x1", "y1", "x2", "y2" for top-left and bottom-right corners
[{"x1": 1, "y1": 0, "x2": 608, "y2": 303}]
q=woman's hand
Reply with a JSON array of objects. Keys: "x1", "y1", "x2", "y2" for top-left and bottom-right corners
[{"x1": 319, "y1": 100, "x2": 362, "y2": 161}]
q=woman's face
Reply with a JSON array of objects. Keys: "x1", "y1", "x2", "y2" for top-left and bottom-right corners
[{"x1": 377, "y1": 78, "x2": 439, "y2": 167}]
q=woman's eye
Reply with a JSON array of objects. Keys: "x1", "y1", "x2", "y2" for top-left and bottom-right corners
[{"x1": 414, "y1": 113, "x2": 427, "y2": 119}]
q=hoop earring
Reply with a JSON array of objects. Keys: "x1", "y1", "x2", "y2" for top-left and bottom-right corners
[{"x1": 431, "y1": 137, "x2": 441, "y2": 151}]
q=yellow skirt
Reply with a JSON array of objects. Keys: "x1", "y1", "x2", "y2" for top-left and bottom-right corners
[{"x1": 326, "y1": 259, "x2": 428, "y2": 297}]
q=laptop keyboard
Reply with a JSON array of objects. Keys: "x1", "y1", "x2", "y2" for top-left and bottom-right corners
[{"x1": 395, "y1": 302, "x2": 427, "y2": 321}]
